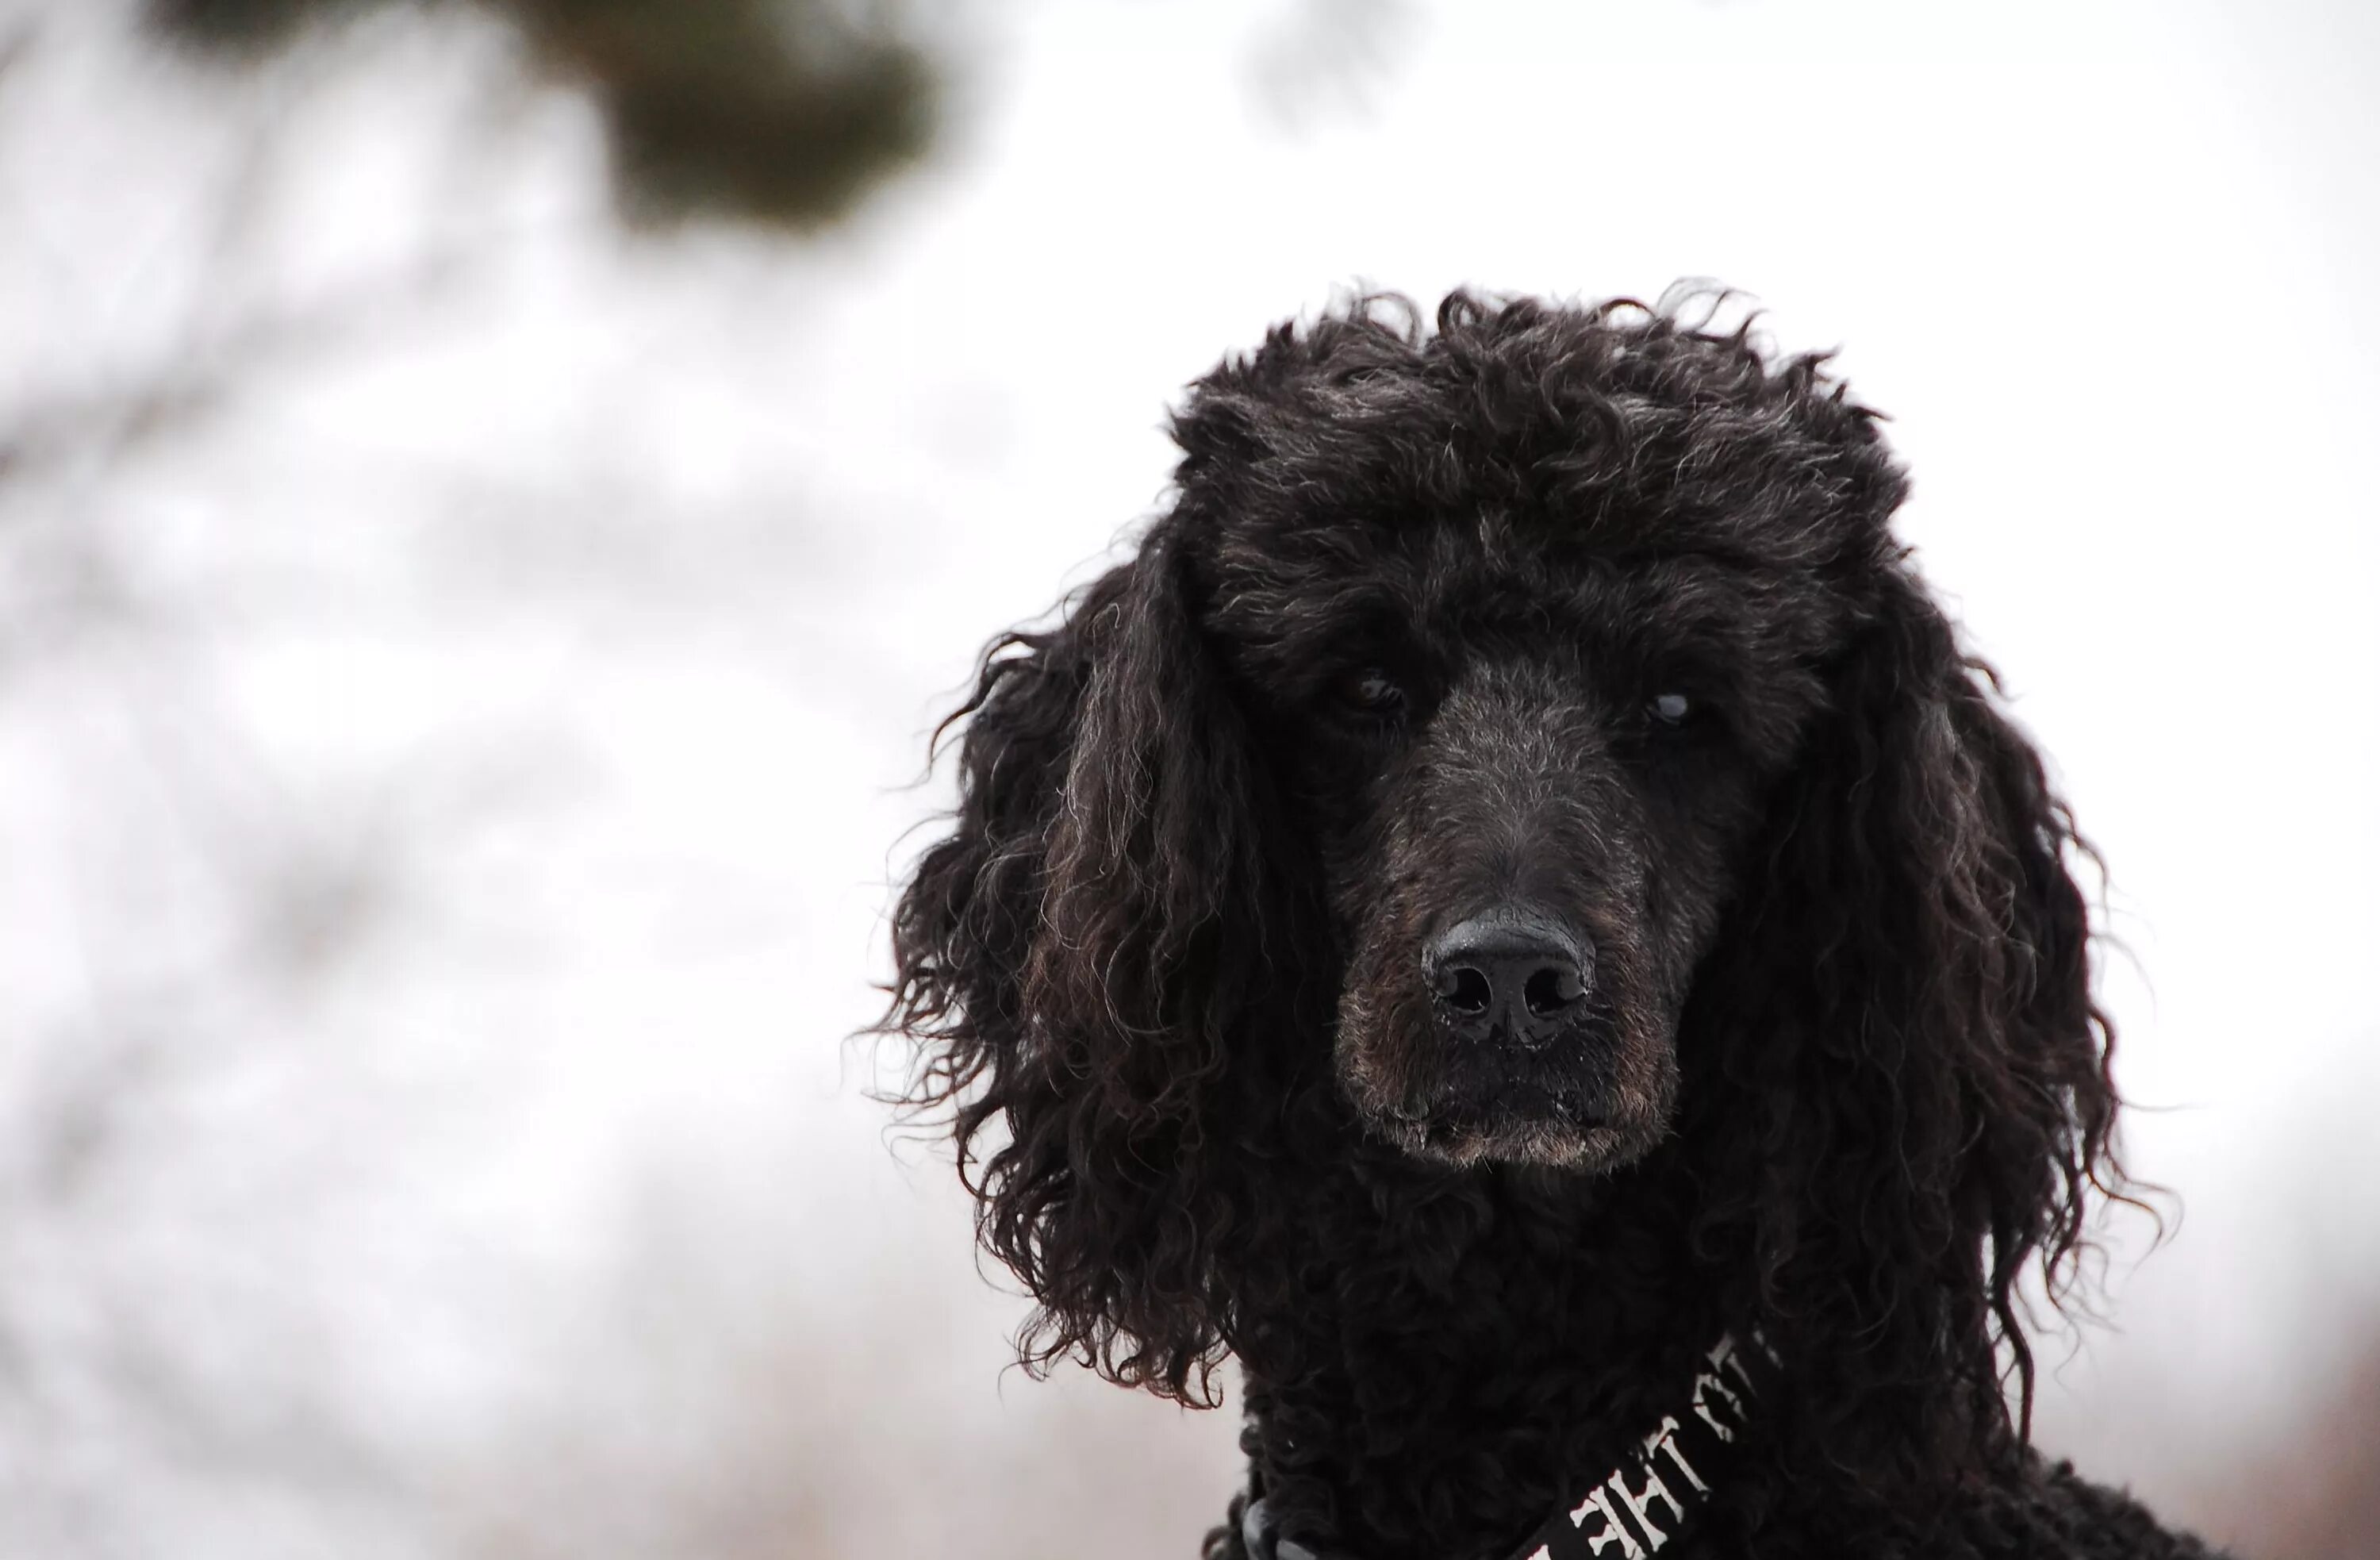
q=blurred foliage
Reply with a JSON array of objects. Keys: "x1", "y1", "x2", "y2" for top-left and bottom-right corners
[{"x1": 144, "y1": 0, "x2": 937, "y2": 229}]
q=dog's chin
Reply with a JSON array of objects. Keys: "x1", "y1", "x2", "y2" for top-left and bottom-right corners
[{"x1": 1376, "y1": 1090, "x2": 1669, "y2": 1172}]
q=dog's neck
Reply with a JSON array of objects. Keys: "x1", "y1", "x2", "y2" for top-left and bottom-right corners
[{"x1": 1227, "y1": 1147, "x2": 1748, "y2": 1560}]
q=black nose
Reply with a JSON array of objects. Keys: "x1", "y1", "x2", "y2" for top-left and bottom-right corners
[{"x1": 1423, "y1": 908, "x2": 1594, "y2": 1049}]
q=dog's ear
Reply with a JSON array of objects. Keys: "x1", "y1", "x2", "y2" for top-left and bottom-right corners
[
  {"x1": 886, "y1": 522, "x2": 1283, "y2": 1406},
  {"x1": 1702, "y1": 559, "x2": 2122, "y2": 1485}
]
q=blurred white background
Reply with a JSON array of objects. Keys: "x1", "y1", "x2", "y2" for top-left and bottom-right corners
[{"x1": 1, "y1": 0, "x2": 2375, "y2": 1554}]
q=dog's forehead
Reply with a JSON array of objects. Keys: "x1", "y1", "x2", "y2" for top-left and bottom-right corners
[
  {"x1": 1201, "y1": 504, "x2": 1848, "y2": 661},
  {"x1": 1193, "y1": 420, "x2": 1860, "y2": 613}
]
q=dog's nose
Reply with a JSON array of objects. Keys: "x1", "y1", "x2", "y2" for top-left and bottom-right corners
[{"x1": 1423, "y1": 908, "x2": 1594, "y2": 1049}]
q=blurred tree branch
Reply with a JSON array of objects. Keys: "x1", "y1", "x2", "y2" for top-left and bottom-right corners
[{"x1": 144, "y1": 0, "x2": 938, "y2": 229}]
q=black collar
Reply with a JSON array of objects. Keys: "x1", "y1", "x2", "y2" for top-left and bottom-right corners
[{"x1": 1241, "y1": 1331, "x2": 1778, "y2": 1560}]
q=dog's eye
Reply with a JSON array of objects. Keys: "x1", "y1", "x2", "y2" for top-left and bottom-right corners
[
  {"x1": 1648, "y1": 692, "x2": 1694, "y2": 727},
  {"x1": 1338, "y1": 668, "x2": 1407, "y2": 717}
]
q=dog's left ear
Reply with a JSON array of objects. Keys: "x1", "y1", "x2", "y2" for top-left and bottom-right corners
[
  {"x1": 1706, "y1": 557, "x2": 2123, "y2": 1481},
  {"x1": 889, "y1": 519, "x2": 1291, "y2": 1407}
]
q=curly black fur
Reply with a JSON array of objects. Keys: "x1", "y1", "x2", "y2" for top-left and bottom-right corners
[{"x1": 883, "y1": 292, "x2": 2219, "y2": 1559}]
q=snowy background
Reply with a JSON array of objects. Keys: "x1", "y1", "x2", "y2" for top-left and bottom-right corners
[{"x1": 2, "y1": 0, "x2": 2375, "y2": 1555}]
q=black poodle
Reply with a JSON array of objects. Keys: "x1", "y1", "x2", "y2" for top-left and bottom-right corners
[{"x1": 884, "y1": 291, "x2": 2220, "y2": 1560}]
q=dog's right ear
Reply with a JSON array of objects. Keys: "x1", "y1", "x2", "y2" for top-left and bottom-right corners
[{"x1": 885, "y1": 520, "x2": 1284, "y2": 1407}]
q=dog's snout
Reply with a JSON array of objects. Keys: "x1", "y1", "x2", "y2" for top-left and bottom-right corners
[{"x1": 1423, "y1": 908, "x2": 1594, "y2": 1049}]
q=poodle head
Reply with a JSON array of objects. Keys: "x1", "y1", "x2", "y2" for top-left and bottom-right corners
[{"x1": 1183, "y1": 294, "x2": 1885, "y2": 1171}]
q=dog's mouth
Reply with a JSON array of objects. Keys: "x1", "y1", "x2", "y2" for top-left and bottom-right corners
[
  {"x1": 1336, "y1": 980, "x2": 1678, "y2": 1171},
  {"x1": 1383, "y1": 1078, "x2": 1660, "y2": 1170},
  {"x1": 1425, "y1": 1082, "x2": 1606, "y2": 1129}
]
